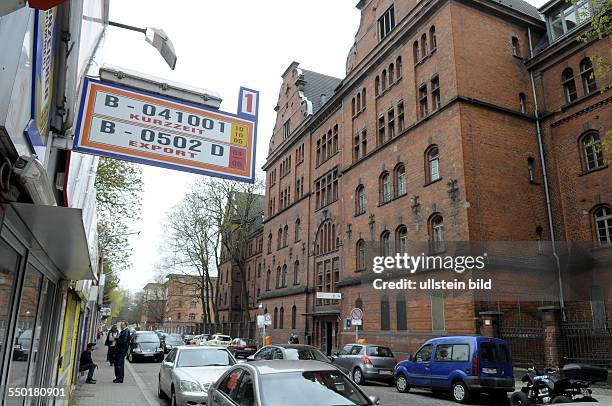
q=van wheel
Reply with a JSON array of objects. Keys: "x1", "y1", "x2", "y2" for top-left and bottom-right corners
[
  {"x1": 451, "y1": 381, "x2": 471, "y2": 404},
  {"x1": 395, "y1": 375, "x2": 410, "y2": 393},
  {"x1": 352, "y1": 368, "x2": 364, "y2": 385},
  {"x1": 551, "y1": 396, "x2": 572, "y2": 404},
  {"x1": 510, "y1": 391, "x2": 530, "y2": 406}
]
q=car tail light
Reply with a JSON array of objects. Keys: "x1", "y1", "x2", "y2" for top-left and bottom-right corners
[
  {"x1": 361, "y1": 355, "x2": 373, "y2": 365},
  {"x1": 472, "y1": 353, "x2": 478, "y2": 376}
]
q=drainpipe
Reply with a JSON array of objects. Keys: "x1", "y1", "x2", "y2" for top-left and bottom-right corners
[{"x1": 527, "y1": 27, "x2": 566, "y2": 320}]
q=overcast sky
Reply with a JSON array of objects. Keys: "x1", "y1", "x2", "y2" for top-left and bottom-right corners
[{"x1": 104, "y1": 0, "x2": 548, "y2": 292}]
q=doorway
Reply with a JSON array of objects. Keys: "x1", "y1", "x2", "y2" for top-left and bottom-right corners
[{"x1": 324, "y1": 322, "x2": 333, "y2": 356}]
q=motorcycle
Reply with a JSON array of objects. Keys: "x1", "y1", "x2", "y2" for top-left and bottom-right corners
[{"x1": 510, "y1": 362, "x2": 607, "y2": 405}]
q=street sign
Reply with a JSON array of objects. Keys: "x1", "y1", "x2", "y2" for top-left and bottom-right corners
[
  {"x1": 345, "y1": 317, "x2": 352, "y2": 330},
  {"x1": 256, "y1": 315, "x2": 265, "y2": 328},
  {"x1": 352, "y1": 319, "x2": 362, "y2": 326},
  {"x1": 351, "y1": 307, "x2": 363, "y2": 321},
  {"x1": 316, "y1": 292, "x2": 342, "y2": 300},
  {"x1": 263, "y1": 313, "x2": 272, "y2": 326},
  {"x1": 73, "y1": 77, "x2": 258, "y2": 183}
]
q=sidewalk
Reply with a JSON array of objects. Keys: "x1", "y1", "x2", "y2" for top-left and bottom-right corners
[{"x1": 72, "y1": 337, "x2": 158, "y2": 406}]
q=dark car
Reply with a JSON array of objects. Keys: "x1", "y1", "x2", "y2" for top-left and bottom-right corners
[
  {"x1": 207, "y1": 360, "x2": 380, "y2": 406},
  {"x1": 128, "y1": 331, "x2": 164, "y2": 362},
  {"x1": 331, "y1": 343, "x2": 397, "y2": 386},
  {"x1": 395, "y1": 336, "x2": 514, "y2": 404},
  {"x1": 161, "y1": 334, "x2": 184, "y2": 354},
  {"x1": 247, "y1": 344, "x2": 350, "y2": 375},
  {"x1": 227, "y1": 338, "x2": 258, "y2": 358}
]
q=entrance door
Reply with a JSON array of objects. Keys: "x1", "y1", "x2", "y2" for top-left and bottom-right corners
[{"x1": 325, "y1": 322, "x2": 333, "y2": 356}]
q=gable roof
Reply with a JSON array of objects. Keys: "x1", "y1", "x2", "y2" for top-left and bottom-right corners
[
  {"x1": 300, "y1": 69, "x2": 342, "y2": 114},
  {"x1": 491, "y1": 0, "x2": 542, "y2": 20}
]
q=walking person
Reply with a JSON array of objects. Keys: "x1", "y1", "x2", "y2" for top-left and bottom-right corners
[
  {"x1": 113, "y1": 321, "x2": 130, "y2": 383},
  {"x1": 105, "y1": 324, "x2": 118, "y2": 366},
  {"x1": 79, "y1": 343, "x2": 98, "y2": 384}
]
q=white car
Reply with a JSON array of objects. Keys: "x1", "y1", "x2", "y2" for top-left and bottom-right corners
[
  {"x1": 158, "y1": 346, "x2": 236, "y2": 406},
  {"x1": 206, "y1": 334, "x2": 232, "y2": 347}
]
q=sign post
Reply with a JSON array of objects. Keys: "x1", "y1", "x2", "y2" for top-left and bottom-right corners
[
  {"x1": 263, "y1": 312, "x2": 272, "y2": 347},
  {"x1": 351, "y1": 307, "x2": 363, "y2": 342}
]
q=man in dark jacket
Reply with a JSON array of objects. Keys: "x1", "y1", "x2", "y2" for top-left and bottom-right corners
[
  {"x1": 79, "y1": 343, "x2": 97, "y2": 384},
  {"x1": 113, "y1": 321, "x2": 130, "y2": 383}
]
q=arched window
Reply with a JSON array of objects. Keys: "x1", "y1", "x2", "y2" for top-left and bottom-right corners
[
  {"x1": 375, "y1": 76, "x2": 380, "y2": 96},
  {"x1": 351, "y1": 97, "x2": 356, "y2": 116},
  {"x1": 381, "y1": 231, "x2": 391, "y2": 256},
  {"x1": 426, "y1": 145, "x2": 440, "y2": 183},
  {"x1": 355, "y1": 185, "x2": 366, "y2": 214},
  {"x1": 580, "y1": 58, "x2": 597, "y2": 94},
  {"x1": 293, "y1": 260, "x2": 299, "y2": 285},
  {"x1": 283, "y1": 225, "x2": 288, "y2": 247},
  {"x1": 430, "y1": 214, "x2": 445, "y2": 252},
  {"x1": 380, "y1": 295, "x2": 390, "y2": 330},
  {"x1": 277, "y1": 228, "x2": 282, "y2": 249},
  {"x1": 295, "y1": 218, "x2": 301, "y2": 241},
  {"x1": 381, "y1": 70, "x2": 387, "y2": 90},
  {"x1": 511, "y1": 36, "x2": 520, "y2": 57},
  {"x1": 396, "y1": 56, "x2": 403, "y2": 78},
  {"x1": 266, "y1": 269, "x2": 271, "y2": 291},
  {"x1": 413, "y1": 41, "x2": 419, "y2": 63},
  {"x1": 267, "y1": 233, "x2": 272, "y2": 253},
  {"x1": 420, "y1": 33, "x2": 428, "y2": 58},
  {"x1": 429, "y1": 26, "x2": 437, "y2": 50},
  {"x1": 562, "y1": 68, "x2": 577, "y2": 102},
  {"x1": 396, "y1": 225, "x2": 408, "y2": 255},
  {"x1": 362, "y1": 88, "x2": 366, "y2": 108},
  {"x1": 356, "y1": 239, "x2": 366, "y2": 271},
  {"x1": 273, "y1": 307, "x2": 278, "y2": 329},
  {"x1": 397, "y1": 294, "x2": 407, "y2": 330},
  {"x1": 395, "y1": 164, "x2": 406, "y2": 196},
  {"x1": 316, "y1": 220, "x2": 336, "y2": 255},
  {"x1": 389, "y1": 63, "x2": 395, "y2": 84},
  {"x1": 380, "y1": 172, "x2": 391, "y2": 203},
  {"x1": 356, "y1": 92, "x2": 361, "y2": 112},
  {"x1": 291, "y1": 305, "x2": 297, "y2": 329},
  {"x1": 282, "y1": 265, "x2": 287, "y2": 287},
  {"x1": 279, "y1": 307, "x2": 284, "y2": 329},
  {"x1": 581, "y1": 132, "x2": 604, "y2": 171},
  {"x1": 594, "y1": 206, "x2": 612, "y2": 246}
]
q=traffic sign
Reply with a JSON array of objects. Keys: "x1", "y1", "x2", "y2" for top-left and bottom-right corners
[
  {"x1": 263, "y1": 313, "x2": 272, "y2": 326},
  {"x1": 351, "y1": 307, "x2": 363, "y2": 321},
  {"x1": 352, "y1": 319, "x2": 362, "y2": 326}
]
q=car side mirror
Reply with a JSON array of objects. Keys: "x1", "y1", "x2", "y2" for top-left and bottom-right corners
[
  {"x1": 368, "y1": 395, "x2": 380, "y2": 405},
  {"x1": 246, "y1": 355, "x2": 255, "y2": 362},
  {"x1": 332, "y1": 351, "x2": 339, "y2": 357},
  {"x1": 162, "y1": 361, "x2": 173, "y2": 368}
]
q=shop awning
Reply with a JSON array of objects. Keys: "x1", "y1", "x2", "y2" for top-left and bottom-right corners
[{"x1": 3, "y1": 202, "x2": 96, "y2": 280}]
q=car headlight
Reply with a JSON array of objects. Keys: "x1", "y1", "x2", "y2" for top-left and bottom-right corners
[
  {"x1": 179, "y1": 380, "x2": 203, "y2": 392},
  {"x1": 201, "y1": 382, "x2": 212, "y2": 392},
  {"x1": 133, "y1": 347, "x2": 142, "y2": 353}
]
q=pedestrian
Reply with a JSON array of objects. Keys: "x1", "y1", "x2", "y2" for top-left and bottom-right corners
[
  {"x1": 289, "y1": 332, "x2": 299, "y2": 344},
  {"x1": 79, "y1": 343, "x2": 98, "y2": 384},
  {"x1": 113, "y1": 320, "x2": 130, "y2": 383},
  {"x1": 105, "y1": 324, "x2": 118, "y2": 366}
]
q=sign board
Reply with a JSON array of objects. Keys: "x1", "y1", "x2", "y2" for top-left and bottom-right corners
[
  {"x1": 25, "y1": 7, "x2": 58, "y2": 147},
  {"x1": 352, "y1": 319, "x2": 362, "y2": 326},
  {"x1": 256, "y1": 314, "x2": 265, "y2": 328},
  {"x1": 263, "y1": 313, "x2": 272, "y2": 326},
  {"x1": 351, "y1": 307, "x2": 363, "y2": 321},
  {"x1": 345, "y1": 317, "x2": 352, "y2": 330},
  {"x1": 316, "y1": 292, "x2": 342, "y2": 300},
  {"x1": 73, "y1": 77, "x2": 258, "y2": 182}
]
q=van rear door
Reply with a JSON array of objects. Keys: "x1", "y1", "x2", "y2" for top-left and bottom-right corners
[{"x1": 478, "y1": 340, "x2": 509, "y2": 378}]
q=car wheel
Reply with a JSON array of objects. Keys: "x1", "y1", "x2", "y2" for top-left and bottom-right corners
[
  {"x1": 451, "y1": 381, "x2": 471, "y2": 404},
  {"x1": 580, "y1": 396, "x2": 598, "y2": 402},
  {"x1": 352, "y1": 368, "x2": 364, "y2": 385},
  {"x1": 127, "y1": 352, "x2": 134, "y2": 363},
  {"x1": 551, "y1": 396, "x2": 572, "y2": 404},
  {"x1": 510, "y1": 391, "x2": 530, "y2": 406},
  {"x1": 171, "y1": 387, "x2": 177, "y2": 406},
  {"x1": 395, "y1": 374, "x2": 410, "y2": 393},
  {"x1": 157, "y1": 376, "x2": 167, "y2": 399}
]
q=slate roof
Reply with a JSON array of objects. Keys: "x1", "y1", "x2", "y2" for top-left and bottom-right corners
[
  {"x1": 300, "y1": 69, "x2": 342, "y2": 114},
  {"x1": 491, "y1": 0, "x2": 542, "y2": 20}
]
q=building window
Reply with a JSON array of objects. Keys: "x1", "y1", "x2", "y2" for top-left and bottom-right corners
[
  {"x1": 387, "y1": 109, "x2": 395, "y2": 139},
  {"x1": 396, "y1": 56, "x2": 403, "y2": 78},
  {"x1": 413, "y1": 41, "x2": 420, "y2": 64},
  {"x1": 273, "y1": 307, "x2": 278, "y2": 329},
  {"x1": 397, "y1": 101, "x2": 405, "y2": 132},
  {"x1": 295, "y1": 219, "x2": 301, "y2": 241},
  {"x1": 594, "y1": 206, "x2": 612, "y2": 246},
  {"x1": 395, "y1": 164, "x2": 406, "y2": 196},
  {"x1": 356, "y1": 93, "x2": 361, "y2": 112},
  {"x1": 549, "y1": 0, "x2": 588, "y2": 40},
  {"x1": 377, "y1": 115, "x2": 385, "y2": 146},
  {"x1": 355, "y1": 185, "x2": 366, "y2": 215},
  {"x1": 282, "y1": 265, "x2": 287, "y2": 287},
  {"x1": 293, "y1": 261, "x2": 299, "y2": 285},
  {"x1": 519, "y1": 93, "x2": 527, "y2": 113},
  {"x1": 375, "y1": 76, "x2": 380, "y2": 96},
  {"x1": 362, "y1": 88, "x2": 367, "y2": 109},
  {"x1": 426, "y1": 145, "x2": 440, "y2": 182},
  {"x1": 276, "y1": 266, "x2": 281, "y2": 288},
  {"x1": 361, "y1": 128, "x2": 367, "y2": 158},
  {"x1": 378, "y1": 5, "x2": 395, "y2": 41},
  {"x1": 381, "y1": 231, "x2": 391, "y2": 256},
  {"x1": 389, "y1": 63, "x2": 395, "y2": 84},
  {"x1": 277, "y1": 228, "x2": 282, "y2": 250},
  {"x1": 283, "y1": 120, "x2": 291, "y2": 140},
  {"x1": 396, "y1": 225, "x2": 408, "y2": 255},
  {"x1": 430, "y1": 214, "x2": 445, "y2": 253},
  {"x1": 380, "y1": 295, "x2": 390, "y2": 331},
  {"x1": 429, "y1": 26, "x2": 437, "y2": 51},
  {"x1": 431, "y1": 292, "x2": 445, "y2": 331},
  {"x1": 419, "y1": 85, "x2": 428, "y2": 118},
  {"x1": 562, "y1": 68, "x2": 578, "y2": 103},
  {"x1": 267, "y1": 233, "x2": 272, "y2": 253},
  {"x1": 380, "y1": 172, "x2": 391, "y2": 203},
  {"x1": 353, "y1": 132, "x2": 360, "y2": 162},
  {"x1": 581, "y1": 132, "x2": 604, "y2": 171},
  {"x1": 431, "y1": 77, "x2": 440, "y2": 111},
  {"x1": 291, "y1": 305, "x2": 297, "y2": 329},
  {"x1": 351, "y1": 98, "x2": 356, "y2": 116},
  {"x1": 511, "y1": 36, "x2": 521, "y2": 57},
  {"x1": 283, "y1": 225, "x2": 288, "y2": 247},
  {"x1": 528, "y1": 157, "x2": 536, "y2": 182},
  {"x1": 396, "y1": 294, "x2": 407, "y2": 331},
  {"x1": 580, "y1": 58, "x2": 597, "y2": 94},
  {"x1": 266, "y1": 269, "x2": 271, "y2": 291},
  {"x1": 420, "y1": 33, "x2": 428, "y2": 58},
  {"x1": 357, "y1": 239, "x2": 366, "y2": 271},
  {"x1": 381, "y1": 69, "x2": 387, "y2": 90},
  {"x1": 189, "y1": 313, "x2": 195, "y2": 320}
]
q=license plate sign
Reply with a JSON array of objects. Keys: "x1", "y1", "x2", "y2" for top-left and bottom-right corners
[
  {"x1": 379, "y1": 370, "x2": 393, "y2": 375},
  {"x1": 483, "y1": 368, "x2": 497, "y2": 374}
]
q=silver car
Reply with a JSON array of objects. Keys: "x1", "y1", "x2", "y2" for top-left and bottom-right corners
[
  {"x1": 331, "y1": 343, "x2": 397, "y2": 385},
  {"x1": 207, "y1": 360, "x2": 380, "y2": 406},
  {"x1": 158, "y1": 345, "x2": 237, "y2": 405}
]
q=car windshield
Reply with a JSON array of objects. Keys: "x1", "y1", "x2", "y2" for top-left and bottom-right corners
[
  {"x1": 285, "y1": 348, "x2": 329, "y2": 362},
  {"x1": 165, "y1": 335, "x2": 183, "y2": 344},
  {"x1": 260, "y1": 371, "x2": 370, "y2": 406},
  {"x1": 135, "y1": 333, "x2": 159, "y2": 343},
  {"x1": 366, "y1": 346, "x2": 394, "y2": 357},
  {"x1": 177, "y1": 349, "x2": 234, "y2": 367}
]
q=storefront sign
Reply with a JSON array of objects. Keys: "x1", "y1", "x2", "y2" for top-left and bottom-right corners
[
  {"x1": 74, "y1": 77, "x2": 258, "y2": 182},
  {"x1": 26, "y1": 7, "x2": 58, "y2": 146},
  {"x1": 316, "y1": 292, "x2": 342, "y2": 300}
]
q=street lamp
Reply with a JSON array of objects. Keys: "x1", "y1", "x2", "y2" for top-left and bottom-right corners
[
  {"x1": 108, "y1": 21, "x2": 177, "y2": 70},
  {"x1": 168, "y1": 317, "x2": 172, "y2": 334}
]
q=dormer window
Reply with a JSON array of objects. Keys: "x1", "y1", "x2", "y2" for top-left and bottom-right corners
[
  {"x1": 548, "y1": 0, "x2": 590, "y2": 41},
  {"x1": 378, "y1": 5, "x2": 395, "y2": 41}
]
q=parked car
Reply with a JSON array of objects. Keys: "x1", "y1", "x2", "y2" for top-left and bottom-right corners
[
  {"x1": 206, "y1": 334, "x2": 232, "y2": 347},
  {"x1": 227, "y1": 338, "x2": 258, "y2": 358},
  {"x1": 128, "y1": 331, "x2": 164, "y2": 362},
  {"x1": 395, "y1": 336, "x2": 514, "y2": 404},
  {"x1": 162, "y1": 334, "x2": 184, "y2": 354},
  {"x1": 207, "y1": 360, "x2": 380, "y2": 406},
  {"x1": 182, "y1": 334, "x2": 193, "y2": 344},
  {"x1": 247, "y1": 344, "x2": 349, "y2": 374},
  {"x1": 158, "y1": 345, "x2": 236, "y2": 406},
  {"x1": 331, "y1": 343, "x2": 396, "y2": 386}
]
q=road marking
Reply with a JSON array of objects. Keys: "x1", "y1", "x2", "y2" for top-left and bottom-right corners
[{"x1": 126, "y1": 360, "x2": 158, "y2": 406}]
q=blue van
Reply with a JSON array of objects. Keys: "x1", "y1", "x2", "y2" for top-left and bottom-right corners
[{"x1": 394, "y1": 336, "x2": 514, "y2": 403}]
